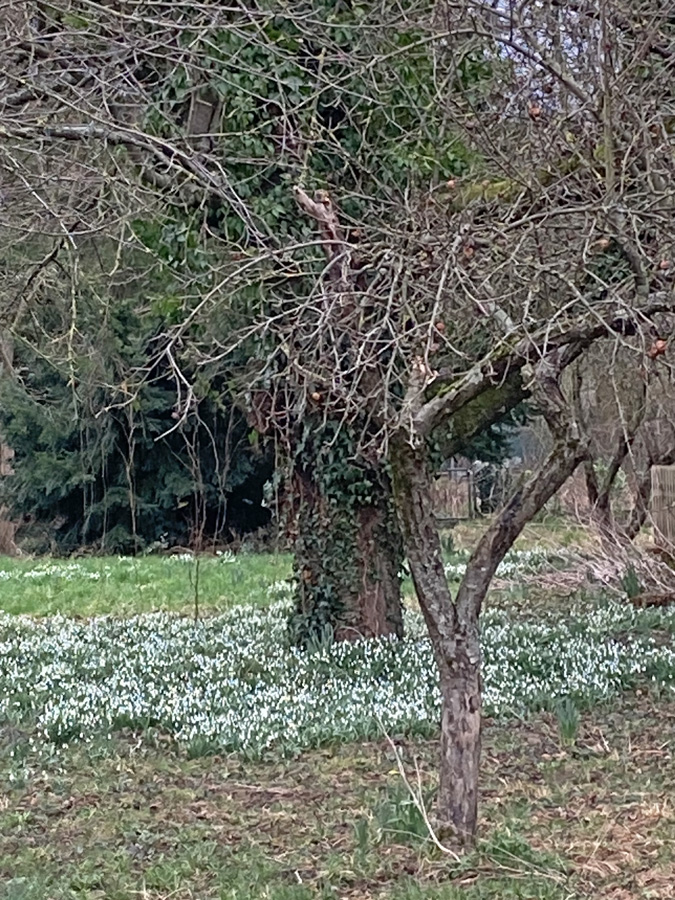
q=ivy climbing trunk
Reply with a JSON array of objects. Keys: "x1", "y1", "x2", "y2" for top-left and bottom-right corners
[{"x1": 289, "y1": 459, "x2": 404, "y2": 643}]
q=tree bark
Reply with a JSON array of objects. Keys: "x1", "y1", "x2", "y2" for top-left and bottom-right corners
[
  {"x1": 572, "y1": 356, "x2": 646, "y2": 539},
  {"x1": 290, "y1": 464, "x2": 404, "y2": 643},
  {"x1": 390, "y1": 357, "x2": 589, "y2": 846},
  {"x1": 349, "y1": 502, "x2": 404, "y2": 640},
  {"x1": 0, "y1": 332, "x2": 18, "y2": 554},
  {"x1": 625, "y1": 465, "x2": 653, "y2": 541},
  {"x1": 390, "y1": 437, "x2": 480, "y2": 844},
  {"x1": 583, "y1": 431, "x2": 636, "y2": 540}
]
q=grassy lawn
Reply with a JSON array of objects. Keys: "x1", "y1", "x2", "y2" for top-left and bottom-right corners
[
  {"x1": 0, "y1": 521, "x2": 581, "y2": 620},
  {"x1": 1, "y1": 693, "x2": 673, "y2": 899},
  {"x1": 1, "y1": 544, "x2": 674, "y2": 898},
  {"x1": 0, "y1": 553, "x2": 291, "y2": 617}
]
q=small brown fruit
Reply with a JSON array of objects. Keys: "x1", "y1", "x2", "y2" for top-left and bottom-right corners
[{"x1": 647, "y1": 339, "x2": 668, "y2": 360}]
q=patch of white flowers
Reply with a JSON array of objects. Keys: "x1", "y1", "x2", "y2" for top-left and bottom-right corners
[
  {"x1": 0, "y1": 551, "x2": 241, "y2": 584},
  {"x1": 0, "y1": 599, "x2": 673, "y2": 758},
  {"x1": 0, "y1": 563, "x2": 103, "y2": 582},
  {"x1": 266, "y1": 580, "x2": 295, "y2": 599},
  {"x1": 169, "y1": 550, "x2": 237, "y2": 564},
  {"x1": 444, "y1": 548, "x2": 568, "y2": 581}
]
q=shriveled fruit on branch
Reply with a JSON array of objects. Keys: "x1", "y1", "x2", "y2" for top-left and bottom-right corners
[{"x1": 647, "y1": 338, "x2": 667, "y2": 359}]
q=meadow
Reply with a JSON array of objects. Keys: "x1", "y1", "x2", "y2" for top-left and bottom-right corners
[
  {"x1": 1, "y1": 546, "x2": 674, "y2": 899},
  {"x1": 0, "y1": 552, "x2": 290, "y2": 618}
]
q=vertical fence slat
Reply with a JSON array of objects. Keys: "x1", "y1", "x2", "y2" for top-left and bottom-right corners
[
  {"x1": 432, "y1": 471, "x2": 473, "y2": 521},
  {"x1": 652, "y1": 466, "x2": 675, "y2": 547}
]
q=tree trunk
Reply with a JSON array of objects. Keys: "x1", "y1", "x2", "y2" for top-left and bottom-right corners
[
  {"x1": 437, "y1": 650, "x2": 481, "y2": 844},
  {"x1": 0, "y1": 333, "x2": 18, "y2": 555},
  {"x1": 349, "y1": 502, "x2": 404, "y2": 640},
  {"x1": 573, "y1": 359, "x2": 646, "y2": 540},
  {"x1": 584, "y1": 439, "x2": 631, "y2": 541},
  {"x1": 390, "y1": 436, "x2": 480, "y2": 843},
  {"x1": 390, "y1": 358, "x2": 589, "y2": 846},
  {"x1": 625, "y1": 465, "x2": 652, "y2": 541},
  {"x1": 289, "y1": 464, "x2": 404, "y2": 643}
]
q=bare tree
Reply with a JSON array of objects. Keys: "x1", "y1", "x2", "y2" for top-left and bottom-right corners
[
  {"x1": 570, "y1": 334, "x2": 675, "y2": 543},
  {"x1": 3, "y1": 0, "x2": 675, "y2": 844},
  {"x1": 572, "y1": 344, "x2": 647, "y2": 535},
  {"x1": 271, "y1": 1, "x2": 675, "y2": 840}
]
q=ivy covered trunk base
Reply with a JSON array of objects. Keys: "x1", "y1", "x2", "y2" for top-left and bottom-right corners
[{"x1": 288, "y1": 464, "x2": 404, "y2": 644}]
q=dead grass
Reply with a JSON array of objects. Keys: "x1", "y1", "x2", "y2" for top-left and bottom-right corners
[{"x1": 1, "y1": 692, "x2": 673, "y2": 899}]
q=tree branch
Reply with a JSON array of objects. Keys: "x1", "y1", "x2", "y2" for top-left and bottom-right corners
[
  {"x1": 0, "y1": 121, "x2": 269, "y2": 244},
  {"x1": 454, "y1": 354, "x2": 589, "y2": 622},
  {"x1": 412, "y1": 295, "x2": 675, "y2": 437}
]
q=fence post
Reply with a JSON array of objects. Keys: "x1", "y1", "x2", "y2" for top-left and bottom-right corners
[{"x1": 652, "y1": 465, "x2": 675, "y2": 549}]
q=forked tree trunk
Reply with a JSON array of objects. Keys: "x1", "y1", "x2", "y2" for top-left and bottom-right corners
[
  {"x1": 390, "y1": 438, "x2": 481, "y2": 843},
  {"x1": 290, "y1": 465, "x2": 404, "y2": 643},
  {"x1": 390, "y1": 361, "x2": 589, "y2": 845}
]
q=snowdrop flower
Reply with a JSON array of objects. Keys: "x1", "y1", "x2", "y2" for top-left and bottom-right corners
[{"x1": 0, "y1": 593, "x2": 671, "y2": 758}]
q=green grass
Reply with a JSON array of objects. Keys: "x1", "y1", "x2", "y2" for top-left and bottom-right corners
[
  {"x1": 1, "y1": 692, "x2": 673, "y2": 899},
  {"x1": 0, "y1": 543, "x2": 571, "y2": 619},
  {"x1": 1, "y1": 543, "x2": 673, "y2": 897},
  {"x1": 0, "y1": 552, "x2": 291, "y2": 617}
]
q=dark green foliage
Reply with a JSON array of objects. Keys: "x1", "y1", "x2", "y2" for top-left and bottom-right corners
[
  {"x1": 143, "y1": 2, "x2": 471, "y2": 240},
  {"x1": 620, "y1": 565, "x2": 642, "y2": 600},
  {"x1": 455, "y1": 404, "x2": 529, "y2": 465},
  {"x1": 0, "y1": 298, "x2": 271, "y2": 554},
  {"x1": 139, "y1": 4, "x2": 449, "y2": 637}
]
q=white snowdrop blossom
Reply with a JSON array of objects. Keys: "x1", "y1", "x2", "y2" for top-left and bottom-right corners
[
  {"x1": 216, "y1": 551, "x2": 236, "y2": 563},
  {"x1": 266, "y1": 580, "x2": 294, "y2": 599},
  {"x1": 444, "y1": 548, "x2": 569, "y2": 581},
  {"x1": 0, "y1": 597, "x2": 673, "y2": 758},
  {"x1": 0, "y1": 563, "x2": 103, "y2": 582}
]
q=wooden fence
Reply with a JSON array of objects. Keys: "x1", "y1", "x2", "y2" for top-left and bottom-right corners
[
  {"x1": 431, "y1": 469, "x2": 476, "y2": 522},
  {"x1": 652, "y1": 465, "x2": 675, "y2": 547}
]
